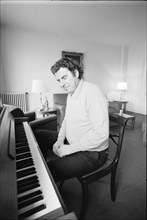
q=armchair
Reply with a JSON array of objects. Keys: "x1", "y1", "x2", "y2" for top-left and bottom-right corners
[
  {"x1": 108, "y1": 101, "x2": 119, "y2": 113},
  {"x1": 53, "y1": 93, "x2": 68, "y2": 128},
  {"x1": 30, "y1": 115, "x2": 57, "y2": 132},
  {"x1": 10, "y1": 107, "x2": 58, "y2": 132}
]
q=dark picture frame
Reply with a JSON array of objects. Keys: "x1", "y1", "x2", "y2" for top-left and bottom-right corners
[{"x1": 62, "y1": 51, "x2": 84, "y2": 69}]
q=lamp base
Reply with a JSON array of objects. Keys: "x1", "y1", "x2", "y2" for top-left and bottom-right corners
[
  {"x1": 36, "y1": 108, "x2": 43, "y2": 112},
  {"x1": 39, "y1": 103, "x2": 44, "y2": 111}
]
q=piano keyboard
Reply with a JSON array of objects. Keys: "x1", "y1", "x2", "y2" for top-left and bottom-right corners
[{"x1": 15, "y1": 121, "x2": 63, "y2": 220}]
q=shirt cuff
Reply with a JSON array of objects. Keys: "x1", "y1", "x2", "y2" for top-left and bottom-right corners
[{"x1": 70, "y1": 141, "x2": 81, "y2": 154}]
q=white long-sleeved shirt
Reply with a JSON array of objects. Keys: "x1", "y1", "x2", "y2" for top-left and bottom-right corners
[{"x1": 58, "y1": 80, "x2": 109, "y2": 154}]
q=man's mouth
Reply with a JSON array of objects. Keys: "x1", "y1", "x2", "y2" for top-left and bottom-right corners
[{"x1": 64, "y1": 87, "x2": 69, "y2": 90}]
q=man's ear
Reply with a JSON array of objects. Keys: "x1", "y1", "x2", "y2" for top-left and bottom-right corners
[{"x1": 74, "y1": 70, "x2": 79, "y2": 78}]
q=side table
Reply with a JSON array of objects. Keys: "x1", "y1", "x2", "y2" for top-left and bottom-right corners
[
  {"x1": 36, "y1": 107, "x2": 58, "y2": 118},
  {"x1": 113, "y1": 112, "x2": 135, "y2": 129}
]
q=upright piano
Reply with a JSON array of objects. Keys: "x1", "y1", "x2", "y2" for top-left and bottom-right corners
[{"x1": 0, "y1": 105, "x2": 69, "y2": 220}]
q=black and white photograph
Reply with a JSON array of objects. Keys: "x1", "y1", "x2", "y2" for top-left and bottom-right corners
[{"x1": 0, "y1": 1, "x2": 146, "y2": 220}]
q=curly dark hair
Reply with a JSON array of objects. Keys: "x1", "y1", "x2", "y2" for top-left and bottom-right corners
[{"x1": 50, "y1": 57, "x2": 84, "y2": 79}]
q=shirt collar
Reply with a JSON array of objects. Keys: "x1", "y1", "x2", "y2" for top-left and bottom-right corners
[{"x1": 69, "y1": 79, "x2": 84, "y2": 99}]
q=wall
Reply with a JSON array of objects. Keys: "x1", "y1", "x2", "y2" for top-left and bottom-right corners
[
  {"x1": 0, "y1": 25, "x2": 146, "y2": 114},
  {"x1": 0, "y1": 25, "x2": 122, "y2": 110},
  {"x1": 126, "y1": 41, "x2": 146, "y2": 115}
]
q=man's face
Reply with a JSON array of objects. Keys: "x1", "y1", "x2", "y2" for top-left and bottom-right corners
[{"x1": 55, "y1": 67, "x2": 79, "y2": 94}]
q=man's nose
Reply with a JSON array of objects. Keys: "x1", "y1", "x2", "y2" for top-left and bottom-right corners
[{"x1": 60, "y1": 80, "x2": 65, "y2": 87}]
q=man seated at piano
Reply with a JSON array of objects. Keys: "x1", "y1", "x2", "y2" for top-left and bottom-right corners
[{"x1": 35, "y1": 57, "x2": 109, "y2": 183}]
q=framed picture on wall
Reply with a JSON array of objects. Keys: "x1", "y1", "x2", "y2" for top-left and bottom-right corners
[{"x1": 62, "y1": 51, "x2": 84, "y2": 69}]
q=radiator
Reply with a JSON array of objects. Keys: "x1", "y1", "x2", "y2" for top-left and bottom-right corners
[{"x1": 0, "y1": 92, "x2": 28, "y2": 112}]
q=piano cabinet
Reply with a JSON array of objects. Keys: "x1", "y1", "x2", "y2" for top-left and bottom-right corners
[{"x1": 0, "y1": 106, "x2": 73, "y2": 220}]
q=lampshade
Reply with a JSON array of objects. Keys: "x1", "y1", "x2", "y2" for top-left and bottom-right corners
[
  {"x1": 116, "y1": 82, "x2": 127, "y2": 91},
  {"x1": 31, "y1": 80, "x2": 49, "y2": 93}
]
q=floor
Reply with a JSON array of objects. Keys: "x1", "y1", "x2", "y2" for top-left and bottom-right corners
[{"x1": 59, "y1": 112, "x2": 146, "y2": 220}]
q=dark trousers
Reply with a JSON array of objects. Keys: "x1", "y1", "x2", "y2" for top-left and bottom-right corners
[{"x1": 34, "y1": 130, "x2": 108, "y2": 183}]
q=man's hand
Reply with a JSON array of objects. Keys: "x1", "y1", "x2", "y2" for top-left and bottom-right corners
[
  {"x1": 56, "y1": 144, "x2": 71, "y2": 157},
  {"x1": 53, "y1": 139, "x2": 64, "y2": 155}
]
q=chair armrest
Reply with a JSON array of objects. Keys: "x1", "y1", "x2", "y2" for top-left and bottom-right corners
[
  {"x1": 24, "y1": 111, "x2": 36, "y2": 122},
  {"x1": 54, "y1": 104, "x2": 66, "y2": 128},
  {"x1": 30, "y1": 115, "x2": 57, "y2": 132}
]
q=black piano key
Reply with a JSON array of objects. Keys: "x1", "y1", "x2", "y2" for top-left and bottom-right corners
[
  {"x1": 16, "y1": 139, "x2": 27, "y2": 144},
  {"x1": 16, "y1": 158, "x2": 34, "y2": 170},
  {"x1": 16, "y1": 132, "x2": 26, "y2": 136},
  {"x1": 17, "y1": 176, "x2": 39, "y2": 190},
  {"x1": 16, "y1": 152, "x2": 32, "y2": 160},
  {"x1": 17, "y1": 157, "x2": 33, "y2": 163},
  {"x1": 18, "y1": 195, "x2": 44, "y2": 210},
  {"x1": 16, "y1": 132, "x2": 26, "y2": 135},
  {"x1": 17, "y1": 175, "x2": 38, "y2": 188},
  {"x1": 16, "y1": 137, "x2": 27, "y2": 142},
  {"x1": 18, "y1": 182, "x2": 40, "y2": 194},
  {"x1": 16, "y1": 137, "x2": 27, "y2": 141},
  {"x1": 16, "y1": 140, "x2": 27, "y2": 144},
  {"x1": 17, "y1": 167, "x2": 36, "y2": 179},
  {"x1": 18, "y1": 190, "x2": 43, "y2": 203},
  {"x1": 16, "y1": 142, "x2": 29, "y2": 148},
  {"x1": 16, "y1": 146, "x2": 30, "y2": 155},
  {"x1": 16, "y1": 132, "x2": 27, "y2": 137},
  {"x1": 18, "y1": 204, "x2": 46, "y2": 219},
  {"x1": 15, "y1": 131, "x2": 27, "y2": 136},
  {"x1": 16, "y1": 128, "x2": 24, "y2": 132},
  {"x1": 16, "y1": 124, "x2": 24, "y2": 128},
  {"x1": 17, "y1": 161, "x2": 34, "y2": 170},
  {"x1": 16, "y1": 129, "x2": 25, "y2": 132}
]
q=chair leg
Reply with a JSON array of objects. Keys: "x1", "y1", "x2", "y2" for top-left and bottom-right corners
[
  {"x1": 79, "y1": 180, "x2": 88, "y2": 220},
  {"x1": 111, "y1": 168, "x2": 117, "y2": 201}
]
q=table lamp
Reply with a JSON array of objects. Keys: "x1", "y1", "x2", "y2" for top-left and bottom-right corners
[
  {"x1": 116, "y1": 82, "x2": 127, "y2": 101},
  {"x1": 31, "y1": 79, "x2": 49, "y2": 110}
]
